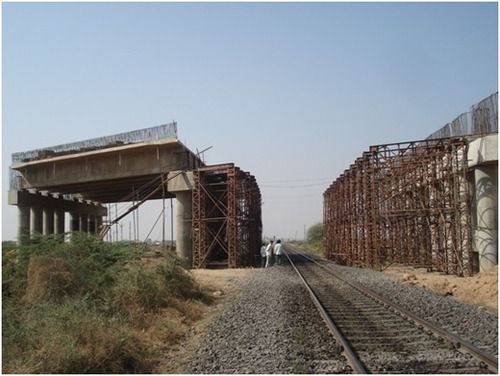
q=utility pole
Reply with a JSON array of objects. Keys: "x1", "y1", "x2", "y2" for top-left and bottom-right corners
[
  {"x1": 115, "y1": 203, "x2": 119, "y2": 242},
  {"x1": 162, "y1": 175, "x2": 166, "y2": 252},
  {"x1": 170, "y1": 198, "x2": 174, "y2": 251}
]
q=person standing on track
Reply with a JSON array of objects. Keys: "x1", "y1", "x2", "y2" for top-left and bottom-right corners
[
  {"x1": 274, "y1": 239, "x2": 283, "y2": 265},
  {"x1": 260, "y1": 242, "x2": 267, "y2": 268},
  {"x1": 265, "y1": 240, "x2": 274, "y2": 268}
]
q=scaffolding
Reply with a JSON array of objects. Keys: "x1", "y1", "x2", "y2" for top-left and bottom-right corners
[
  {"x1": 324, "y1": 137, "x2": 473, "y2": 276},
  {"x1": 192, "y1": 164, "x2": 262, "y2": 268}
]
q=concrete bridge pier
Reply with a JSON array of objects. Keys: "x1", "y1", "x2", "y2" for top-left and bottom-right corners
[
  {"x1": 96, "y1": 216, "x2": 103, "y2": 233},
  {"x1": 88, "y1": 215, "x2": 96, "y2": 234},
  {"x1": 17, "y1": 206, "x2": 30, "y2": 245},
  {"x1": 79, "y1": 214, "x2": 88, "y2": 233},
  {"x1": 70, "y1": 213, "x2": 80, "y2": 233},
  {"x1": 43, "y1": 208, "x2": 54, "y2": 236},
  {"x1": 176, "y1": 191, "x2": 193, "y2": 265},
  {"x1": 54, "y1": 209, "x2": 65, "y2": 236},
  {"x1": 468, "y1": 134, "x2": 498, "y2": 272},
  {"x1": 30, "y1": 206, "x2": 43, "y2": 236},
  {"x1": 168, "y1": 171, "x2": 194, "y2": 267},
  {"x1": 474, "y1": 165, "x2": 498, "y2": 270}
]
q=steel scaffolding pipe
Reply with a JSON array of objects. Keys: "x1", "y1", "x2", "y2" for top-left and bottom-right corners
[
  {"x1": 324, "y1": 137, "x2": 473, "y2": 276},
  {"x1": 192, "y1": 164, "x2": 262, "y2": 268}
]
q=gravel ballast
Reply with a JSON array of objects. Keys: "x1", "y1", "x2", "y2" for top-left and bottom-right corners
[
  {"x1": 184, "y1": 254, "x2": 497, "y2": 373},
  {"x1": 184, "y1": 264, "x2": 350, "y2": 374},
  {"x1": 328, "y1": 262, "x2": 498, "y2": 356}
]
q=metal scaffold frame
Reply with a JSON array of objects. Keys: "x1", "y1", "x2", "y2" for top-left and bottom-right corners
[
  {"x1": 324, "y1": 137, "x2": 473, "y2": 276},
  {"x1": 192, "y1": 164, "x2": 262, "y2": 268}
]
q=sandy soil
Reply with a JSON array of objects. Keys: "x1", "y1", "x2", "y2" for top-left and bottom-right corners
[{"x1": 383, "y1": 265, "x2": 498, "y2": 314}]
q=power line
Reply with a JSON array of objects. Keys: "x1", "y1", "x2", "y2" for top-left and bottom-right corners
[
  {"x1": 260, "y1": 177, "x2": 333, "y2": 183},
  {"x1": 260, "y1": 182, "x2": 330, "y2": 188}
]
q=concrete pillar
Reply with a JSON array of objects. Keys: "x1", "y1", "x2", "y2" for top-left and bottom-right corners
[
  {"x1": 17, "y1": 206, "x2": 31, "y2": 245},
  {"x1": 70, "y1": 212, "x2": 80, "y2": 232},
  {"x1": 80, "y1": 214, "x2": 88, "y2": 233},
  {"x1": 176, "y1": 191, "x2": 193, "y2": 266},
  {"x1": 96, "y1": 216, "x2": 103, "y2": 233},
  {"x1": 30, "y1": 206, "x2": 43, "y2": 236},
  {"x1": 54, "y1": 209, "x2": 65, "y2": 236},
  {"x1": 43, "y1": 208, "x2": 54, "y2": 236},
  {"x1": 474, "y1": 165, "x2": 498, "y2": 271},
  {"x1": 88, "y1": 215, "x2": 96, "y2": 234}
]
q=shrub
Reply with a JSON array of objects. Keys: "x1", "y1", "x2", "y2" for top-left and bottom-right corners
[
  {"x1": 3, "y1": 234, "x2": 211, "y2": 373},
  {"x1": 24, "y1": 256, "x2": 75, "y2": 304},
  {"x1": 3, "y1": 299, "x2": 151, "y2": 373}
]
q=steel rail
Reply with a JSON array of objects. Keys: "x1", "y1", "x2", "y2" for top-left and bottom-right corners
[
  {"x1": 288, "y1": 245, "x2": 498, "y2": 374},
  {"x1": 283, "y1": 249, "x2": 368, "y2": 374}
]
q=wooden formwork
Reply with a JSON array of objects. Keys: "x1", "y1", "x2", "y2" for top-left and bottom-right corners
[
  {"x1": 324, "y1": 138, "x2": 473, "y2": 276},
  {"x1": 192, "y1": 164, "x2": 262, "y2": 268}
]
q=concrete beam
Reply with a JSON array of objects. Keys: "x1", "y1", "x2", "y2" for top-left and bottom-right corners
[
  {"x1": 468, "y1": 134, "x2": 498, "y2": 168},
  {"x1": 9, "y1": 190, "x2": 107, "y2": 216},
  {"x1": 167, "y1": 171, "x2": 194, "y2": 192}
]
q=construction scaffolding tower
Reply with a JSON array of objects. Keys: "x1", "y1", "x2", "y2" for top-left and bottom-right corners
[
  {"x1": 192, "y1": 164, "x2": 262, "y2": 268},
  {"x1": 324, "y1": 137, "x2": 473, "y2": 276}
]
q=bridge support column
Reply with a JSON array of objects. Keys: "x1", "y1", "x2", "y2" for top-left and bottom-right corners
[
  {"x1": 96, "y1": 216, "x2": 103, "y2": 234},
  {"x1": 474, "y1": 165, "x2": 498, "y2": 271},
  {"x1": 43, "y1": 208, "x2": 54, "y2": 236},
  {"x1": 70, "y1": 212, "x2": 80, "y2": 232},
  {"x1": 88, "y1": 215, "x2": 96, "y2": 234},
  {"x1": 176, "y1": 191, "x2": 193, "y2": 266},
  {"x1": 17, "y1": 206, "x2": 30, "y2": 245},
  {"x1": 31, "y1": 206, "x2": 43, "y2": 236},
  {"x1": 54, "y1": 209, "x2": 65, "y2": 237},
  {"x1": 80, "y1": 214, "x2": 88, "y2": 233}
]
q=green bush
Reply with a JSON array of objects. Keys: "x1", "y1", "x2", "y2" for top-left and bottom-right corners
[
  {"x1": 2, "y1": 234, "x2": 210, "y2": 373},
  {"x1": 307, "y1": 222, "x2": 323, "y2": 243}
]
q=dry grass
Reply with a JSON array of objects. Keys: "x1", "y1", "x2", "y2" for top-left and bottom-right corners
[{"x1": 24, "y1": 256, "x2": 74, "y2": 304}]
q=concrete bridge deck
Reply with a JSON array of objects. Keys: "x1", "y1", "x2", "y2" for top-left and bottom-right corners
[{"x1": 11, "y1": 138, "x2": 203, "y2": 203}]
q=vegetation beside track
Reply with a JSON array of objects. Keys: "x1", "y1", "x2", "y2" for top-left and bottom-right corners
[
  {"x1": 2, "y1": 234, "x2": 212, "y2": 373},
  {"x1": 288, "y1": 222, "x2": 325, "y2": 257}
]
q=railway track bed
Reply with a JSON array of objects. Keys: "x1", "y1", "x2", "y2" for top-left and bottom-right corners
[{"x1": 285, "y1": 245, "x2": 498, "y2": 374}]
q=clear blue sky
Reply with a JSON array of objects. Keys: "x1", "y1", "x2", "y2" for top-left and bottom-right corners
[{"x1": 3, "y1": 2, "x2": 498, "y2": 241}]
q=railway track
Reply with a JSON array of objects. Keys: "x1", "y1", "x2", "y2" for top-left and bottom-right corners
[{"x1": 284, "y1": 245, "x2": 498, "y2": 374}]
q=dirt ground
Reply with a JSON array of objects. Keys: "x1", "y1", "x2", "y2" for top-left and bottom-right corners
[{"x1": 383, "y1": 265, "x2": 498, "y2": 314}]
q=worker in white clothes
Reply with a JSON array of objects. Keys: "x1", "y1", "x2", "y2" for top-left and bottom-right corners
[
  {"x1": 274, "y1": 239, "x2": 283, "y2": 265},
  {"x1": 260, "y1": 242, "x2": 267, "y2": 268},
  {"x1": 265, "y1": 240, "x2": 274, "y2": 268}
]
